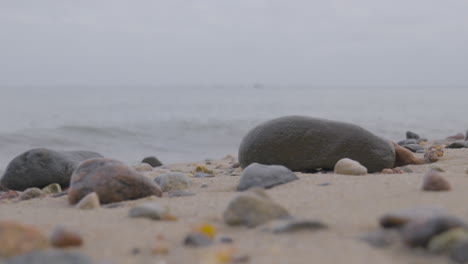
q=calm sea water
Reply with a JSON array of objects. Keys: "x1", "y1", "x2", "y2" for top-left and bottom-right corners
[{"x1": 0, "y1": 86, "x2": 466, "y2": 169}]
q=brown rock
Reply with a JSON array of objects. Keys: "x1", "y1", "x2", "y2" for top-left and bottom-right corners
[
  {"x1": 447, "y1": 133, "x2": 465, "y2": 141},
  {"x1": 422, "y1": 169, "x2": 451, "y2": 191},
  {"x1": 68, "y1": 158, "x2": 162, "y2": 205},
  {"x1": 0, "y1": 220, "x2": 48, "y2": 257},
  {"x1": 50, "y1": 225, "x2": 83, "y2": 248},
  {"x1": 393, "y1": 142, "x2": 425, "y2": 167},
  {"x1": 424, "y1": 150, "x2": 440, "y2": 163}
]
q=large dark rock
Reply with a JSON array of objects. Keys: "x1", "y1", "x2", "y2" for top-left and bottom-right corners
[
  {"x1": 239, "y1": 116, "x2": 395, "y2": 173},
  {"x1": 68, "y1": 158, "x2": 162, "y2": 204},
  {"x1": 0, "y1": 148, "x2": 103, "y2": 191}
]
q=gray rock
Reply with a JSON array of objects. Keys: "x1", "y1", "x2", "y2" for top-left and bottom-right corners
[
  {"x1": 19, "y1": 188, "x2": 45, "y2": 200},
  {"x1": 1, "y1": 148, "x2": 103, "y2": 191},
  {"x1": 128, "y1": 202, "x2": 169, "y2": 220},
  {"x1": 184, "y1": 233, "x2": 213, "y2": 247},
  {"x1": 403, "y1": 144, "x2": 425, "y2": 153},
  {"x1": 401, "y1": 216, "x2": 467, "y2": 247},
  {"x1": 237, "y1": 163, "x2": 298, "y2": 191},
  {"x1": 141, "y1": 156, "x2": 162, "y2": 167},
  {"x1": 154, "y1": 172, "x2": 191, "y2": 192},
  {"x1": 451, "y1": 239, "x2": 468, "y2": 263},
  {"x1": 359, "y1": 229, "x2": 401, "y2": 248},
  {"x1": 239, "y1": 116, "x2": 395, "y2": 173},
  {"x1": 223, "y1": 188, "x2": 290, "y2": 228},
  {"x1": 5, "y1": 250, "x2": 94, "y2": 264},
  {"x1": 267, "y1": 219, "x2": 328, "y2": 233},
  {"x1": 398, "y1": 139, "x2": 419, "y2": 146},
  {"x1": 446, "y1": 141, "x2": 468, "y2": 149},
  {"x1": 406, "y1": 131, "x2": 420, "y2": 140},
  {"x1": 379, "y1": 207, "x2": 449, "y2": 228}
]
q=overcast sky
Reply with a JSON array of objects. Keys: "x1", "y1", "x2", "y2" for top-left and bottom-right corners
[{"x1": 1, "y1": 0, "x2": 467, "y2": 86}]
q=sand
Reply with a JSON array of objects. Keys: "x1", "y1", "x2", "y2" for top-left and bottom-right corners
[{"x1": 2, "y1": 149, "x2": 468, "y2": 264}]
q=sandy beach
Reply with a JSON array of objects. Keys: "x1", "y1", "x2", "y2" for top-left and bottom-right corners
[{"x1": 1, "y1": 148, "x2": 468, "y2": 264}]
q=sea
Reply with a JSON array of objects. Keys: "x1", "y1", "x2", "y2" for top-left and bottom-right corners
[{"x1": 0, "y1": 85, "x2": 466, "y2": 170}]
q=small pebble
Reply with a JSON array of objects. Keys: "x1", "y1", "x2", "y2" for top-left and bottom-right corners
[
  {"x1": 141, "y1": 156, "x2": 163, "y2": 167},
  {"x1": 219, "y1": 236, "x2": 234, "y2": 244},
  {"x1": 129, "y1": 202, "x2": 171, "y2": 220},
  {"x1": 334, "y1": 158, "x2": 367, "y2": 175},
  {"x1": 318, "y1": 182, "x2": 331, "y2": 186},
  {"x1": 154, "y1": 172, "x2": 191, "y2": 192},
  {"x1": 184, "y1": 233, "x2": 213, "y2": 247},
  {"x1": 268, "y1": 219, "x2": 327, "y2": 234},
  {"x1": 194, "y1": 172, "x2": 214, "y2": 178},
  {"x1": 50, "y1": 225, "x2": 83, "y2": 248},
  {"x1": 41, "y1": 183, "x2": 62, "y2": 195},
  {"x1": 19, "y1": 188, "x2": 45, "y2": 200},
  {"x1": 422, "y1": 169, "x2": 451, "y2": 191},
  {"x1": 133, "y1": 163, "x2": 153, "y2": 172},
  {"x1": 168, "y1": 190, "x2": 196, "y2": 197},
  {"x1": 75, "y1": 192, "x2": 100, "y2": 209},
  {"x1": 201, "y1": 184, "x2": 209, "y2": 188},
  {"x1": 131, "y1": 248, "x2": 141, "y2": 255}
]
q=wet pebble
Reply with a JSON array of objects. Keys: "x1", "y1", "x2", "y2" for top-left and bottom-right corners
[
  {"x1": 237, "y1": 163, "x2": 298, "y2": 191},
  {"x1": 75, "y1": 192, "x2": 100, "y2": 210},
  {"x1": 422, "y1": 169, "x2": 451, "y2": 191},
  {"x1": 19, "y1": 188, "x2": 45, "y2": 200},
  {"x1": 266, "y1": 219, "x2": 327, "y2": 234},
  {"x1": 223, "y1": 188, "x2": 290, "y2": 228},
  {"x1": 381, "y1": 169, "x2": 393, "y2": 174},
  {"x1": 154, "y1": 172, "x2": 191, "y2": 192},
  {"x1": 50, "y1": 225, "x2": 83, "y2": 248},
  {"x1": 334, "y1": 158, "x2": 367, "y2": 175}
]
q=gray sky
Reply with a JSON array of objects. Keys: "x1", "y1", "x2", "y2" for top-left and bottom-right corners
[{"x1": 1, "y1": 0, "x2": 468, "y2": 86}]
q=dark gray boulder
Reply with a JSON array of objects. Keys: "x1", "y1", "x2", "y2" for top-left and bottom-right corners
[
  {"x1": 237, "y1": 163, "x2": 298, "y2": 191},
  {"x1": 141, "y1": 156, "x2": 163, "y2": 167},
  {"x1": 0, "y1": 148, "x2": 103, "y2": 191},
  {"x1": 238, "y1": 116, "x2": 395, "y2": 173}
]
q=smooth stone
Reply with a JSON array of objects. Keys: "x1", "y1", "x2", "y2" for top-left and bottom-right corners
[
  {"x1": 318, "y1": 182, "x2": 331, "y2": 186},
  {"x1": 446, "y1": 141, "x2": 468, "y2": 149},
  {"x1": 50, "y1": 225, "x2": 83, "y2": 248},
  {"x1": 359, "y1": 229, "x2": 401, "y2": 248},
  {"x1": 41, "y1": 183, "x2": 62, "y2": 195},
  {"x1": 238, "y1": 116, "x2": 395, "y2": 173},
  {"x1": 75, "y1": 192, "x2": 100, "y2": 209},
  {"x1": 237, "y1": 163, "x2": 298, "y2": 191},
  {"x1": 422, "y1": 169, "x2": 451, "y2": 191},
  {"x1": 19, "y1": 188, "x2": 45, "y2": 200},
  {"x1": 133, "y1": 163, "x2": 153, "y2": 172},
  {"x1": 403, "y1": 144, "x2": 425, "y2": 153},
  {"x1": 223, "y1": 188, "x2": 290, "y2": 228},
  {"x1": 450, "y1": 240, "x2": 468, "y2": 264},
  {"x1": 0, "y1": 221, "x2": 48, "y2": 258},
  {"x1": 68, "y1": 158, "x2": 162, "y2": 204},
  {"x1": 128, "y1": 202, "x2": 170, "y2": 220},
  {"x1": 381, "y1": 168, "x2": 393, "y2": 174},
  {"x1": 168, "y1": 190, "x2": 196, "y2": 197},
  {"x1": 401, "y1": 216, "x2": 467, "y2": 247},
  {"x1": 267, "y1": 219, "x2": 328, "y2": 233},
  {"x1": 184, "y1": 233, "x2": 213, "y2": 247},
  {"x1": 380, "y1": 207, "x2": 449, "y2": 228},
  {"x1": 398, "y1": 139, "x2": 419, "y2": 146},
  {"x1": 1, "y1": 148, "x2": 102, "y2": 191},
  {"x1": 406, "y1": 131, "x2": 420, "y2": 140},
  {"x1": 4, "y1": 250, "x2": 94, "y2": 264},
  {"x1": 141, "y1": 156, "x2": 163, "y2": 167},
  {"x1": 193, "y1": 172, "x2": 214, "y2": 178},
  {"x1": 154, "y1": 172, "x2": 191, "y2": 192},
  {"x1": 428, "y1": 228, "x2": 468, "y2": 253},
  {"x1": 334, "y1": 158, "x2": 367, "y2": 175}
]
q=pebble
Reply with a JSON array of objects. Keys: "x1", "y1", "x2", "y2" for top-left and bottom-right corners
[
  {"x1": 168, "y1": 190, "x2": 196, "y2": 197},
  {"x1": 381, "y1": 168, "x2": 393, "y2": 174},
  {"x1": 184, "y1": 233, "x2": 213, "y2": 247},
  {"x1": 406, "y1": 131, "x2": 421, "y2": 140},
  {"x1": 19, "y1": 188, "x2": 45, "y2": 200},
  {"x1": 128, "y1": 202, "x2": 171, "y2": 220},
  {"x1": 75, "y1": 192, "x2": 100, "y2": 209},
  {"x1": 447, "y1": 133, "x2": 465, "y2": 141},
  {"x1": 446, "y1": 141, "x2": 468, "y2": 149},
  {"x1": 266, "y1": 219, "x2": 328, "y2": 233},
  {"x1": 141, "y1": 156, "x2": 163, "y2": 167},
  {"x1": 68, "y1": 158, "x2": 162, "y2": 204},
  {"x1": 41, "y1": 183, "x2": 62, "y2": 195},
  {"x1": 450, "y1": 239, "x2": 468, "y2": 264},
  {"x1": 428, "y1": 228, "x2": 468, "y2": 253},
  {"x1": 237, "y1": 163, "x2": 298, "y2": 191},
  {"x1": 422, "y1": 169, "x2": 451, "y2": 191},
  {"x1": 401, "y1": 216, "x2": 467, "y2": 247},
  {"x1": 193, "y1": 165, "x2": 213, "y2": 174},
  {"x1": 0, "y1": 220, "x2": 48, "y2": 257},
  {"x1": 359, "y1": 229, "x2": 401, "y2": 248},
  {"x1": 50, "y1": 225, "x2": 83, "y2": 248},
  {"x1": 380, "y1": 207, "x2": 449, "y2": 229},
  {"x1": 0, "y1": 190, "x2": 19, "y2": 200},
  {"x1": 193, "y1": 172, "x2": 214, "y2": 178},
  {"x1": 403, "y1": 144, "x2": 425, "y2": 153},
  {"x1": 133, "y1": 163, "x2": 153, "y2": 172},
  {"x1": 154, "y1": 172, "x2": 191, "y2": 192},
  {"x1": 424, "y1": 150, "x2": 440, "y2": 163},
  {"x1": 4, "y1": 250, "x2": 94, "y2": 264},
  {"x1": 318, "y1": 182, "x2": 331, "y2": 186},
  {"x1": 219, "y1": 236, "x2": 234, "y2": 244},
  {"x1": 334, "y1": 158, "x2": 368, "y2": 175},
  {"x1": 201, "y1": 184, "x2": 209, "y2": 188},
  {"x1": 223, "y1": 188, "x2": 290, "y2": 228}
]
